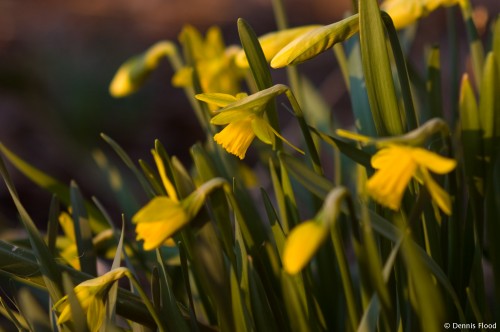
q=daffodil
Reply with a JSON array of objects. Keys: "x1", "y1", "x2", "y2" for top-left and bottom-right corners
[
  {"x1": 53, "y1": 267, "x2": 128, "y2": 332},
  {"x1": 381, "y1": 0, "x2": 462, "y2": 30},
  {"x1": 196, "y1": 87, "x2": 303, "y2": 159},
  {"x1": 283, "y1": 220, "x2": 329, "y2": 274},
  {"x1": 336, "y1": 121, "x2": 457, "y2": 214},
  {"x1": 283, "y1": 188, "x2": 349, "y2": 274},
  {"x1": 235, "y1": 25, "x2": 321, "y2": 68},
  {"x1": 109, "y1": 41, "x2": 178, "y2": 97},
  {"x1": 172, "y1": 25, "x2": 245, "y2": 96},
  {"x1": 366, "y1": 145, "x2": 456, "y2": 214},
  {"x1": 133, "y1": 150, "x2": 203, "y2": 250},
  {"x1": 133, "y1": 148, "x2": 228, "y2": 249}
]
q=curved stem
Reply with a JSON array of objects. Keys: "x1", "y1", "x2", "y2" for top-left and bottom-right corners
[{"x1": 285, "y1": 89, "x2": 323, "y2": 175}]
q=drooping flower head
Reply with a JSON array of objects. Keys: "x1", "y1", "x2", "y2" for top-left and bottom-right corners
[
  {"x1": 365, "y1": 145, "x2": 456, "y2": 213},
  {"x1": 133, "y1": 149, "x2": 197, "y2": 250},
  {"x1": 381, "y1": 0, "x2": 463, "y2": 30},
  {"x1": 337, "y1": 119, "x2": 457, "y2": 214},
  {"x1": 53, "y1": 267, "x2": 128, "y2": 332},
  {"x1": 283, "y1": 188, "x2": 349, "y2": 274},
  {"x1": 172, "y1": 25, "x2": 245, "y2": 96},
  {"x1": 133, "y1": 148, "x2": 229, "y2": 250},
  {"x1": 196, "y1": 85, "x2": 303, "y2": 159}
]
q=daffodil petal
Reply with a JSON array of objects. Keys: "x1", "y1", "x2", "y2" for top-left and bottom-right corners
[
  {"x1": 251, "y1": 117, "x2": 275, "y2": 145},
  {"x1": 87, "y1": 298, "x2": 105, "y2": 332},
  {"x1": 411, "y1": 148, "x2": 457, "y2": 174},
  {"x1": 132, "y1": 197, "x2": 186, "y2": 224},
  {"x1": 213, "y1": 119, "x2": 256, "y2": 159},
  {"x1": 420, "y1": 168, "x2": 453, "y2": 215},
  {"x1": 366, "y1": 152, "x2": 417, "y2": 210},
  {"x1": 283, "y1": 221, "x2": 329, "y2": 274},
  {"x1": 371, "y1": 146, "x2": 405, "y2": 169},
  {"x1": 211, "y1": 109, "x2": 254, "y2": 125},
  {"x1": 196, "y1": 93, "x2": 239, "y2": 107}
]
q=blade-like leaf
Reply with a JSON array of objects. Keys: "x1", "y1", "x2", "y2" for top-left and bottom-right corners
[
  {"x1": 70, "y1": 181, "x2": 97, "y2": 276},
  {"x1": 0, "y1": 143, "x2": 108, "y2": 232},
  {"x1": 359, "y1": 0, "x2": 403, "y2": 136}
]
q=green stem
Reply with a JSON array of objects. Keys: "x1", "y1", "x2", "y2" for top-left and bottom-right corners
[
  {"x1": 126, "y1": 271, "x2": 168, "y2": 332},
  {"x1": 285, "y1": 89, "x2": 323, "y2": 175},
  {"x1": 330, "y1": 225, "x2": 359, "y2": 331}
]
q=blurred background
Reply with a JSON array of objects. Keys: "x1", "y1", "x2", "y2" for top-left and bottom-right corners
[{"x1": 0, "y1": 0, "x2": 498, "y2": 228}]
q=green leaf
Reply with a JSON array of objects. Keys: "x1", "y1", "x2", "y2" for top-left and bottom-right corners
[
  {"x1": 479, "y1": 52, "x2": 500, "y2": 159},
  {"x1": 0, "y1": 297, "x2": 29, "y2": 331},
  {"x1": 17, "y1": 288, "x2": 52, "y2": 332},
  {"x1": 237, "y1": 18, "x2": 273, "y2": 91},
  {"x1": 261, "y1": 188, "x2": 286, "y2": 258},
  {"x1": 62, "y1": 273, "x2": 89, "y2": 332},
  {"x1": 279, "y1": 153, "x2": 333, "y2": 199},
  {"x1": 47, "y1": 195, "x2": 60, "y2": 255},
  {"x1": 237, "y1": 18, "x2": 282, "y2": 147},
  {"x1": 346, "y1": 37, "x2": 378, "y2": 137},
  {"x1": 423, "y1": 46, "x2": 443, "y2": 122},
  {"x1": 230, "y1": 266, "x2": 254, "y2": 332},
  {"x1": 459, "y1": 74, "x2": 484, "y2": 195},
  {"x1": 281, "y1": 272, "x2": 309, "y2": 332},
  {"x1": 359, "y1": 0, "x2": 404, "y2": 136},
  {"x1": 0, "y1": 143, "x2": 108, "y2": 232},
  {"x1": 382, "y1": 13, "x2": 418, "y2": 131},
  {"x1": 368, "y1": 211, "x2": 466, "y2": 323},
  {"x1": 155, "y1": 249, "x2": 190, "y2": 332},
  {"x1": 248, "y1": 260, "x2": 279, "y2": 331},
  {"x1": 70, "y1": 181, "x2": 97, "y2": 276},
  {"x1": 0, "y1": 154, "x2": 63, "y2": 302},
  {"x1": 100, "y1": 133, "x2": 156, "y2": 198}
]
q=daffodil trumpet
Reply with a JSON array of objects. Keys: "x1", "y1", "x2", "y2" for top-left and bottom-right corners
[{"x1": 53, "y1": 267, "x2": 166, "y2": 332}]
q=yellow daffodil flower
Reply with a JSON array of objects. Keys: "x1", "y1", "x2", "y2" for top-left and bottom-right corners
[
  {"x1": 109, "y1": 41, "x2": 177, "y2": 97},
  {"x1": 133, "y1": 149, "x2": 228, "y2": 249},
  {"x1": 172, "y1": 25, "x2": 245, "y2": 96},
  {"x1": 283, "y1": 220, "x2": 329, "y2": 274},
  {"x1": 336, "y1": 121, "x2": 457, "y2": 214},
  {"x1": 235, "y1": 25, "x2": 321, "y2": 68},
  {"x1": 381, "y1": 0, "x2": 462, "y2": 30},
  {"x1": 133, "y1": 150, "x2": 203, "y2": 250},
  {"x1": 196, "y1": 87, "x2": 303, "y2": 159},
  {"x1": 283, "y1": 188, "x2": 349, "y2": 274},
  {"x1": 367, "y1": 145, "x2": 456, "y2": 214},
  {"x1": 53, "y1": 267, "x2": 128, "y2": 332}
]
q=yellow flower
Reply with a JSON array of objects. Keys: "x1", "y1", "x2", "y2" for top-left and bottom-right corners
[
  {"x1": 381, "y1": 0, "x2": 461, "y2": 30},
  {"x1": 53, "y1": 267, "x2": 128, "y2": 332},
  {"x1": 172, "y1": 25, "x2": 245, "y2": 96},
  {"x1": 367, "y1": 145, "x2": 456, "y2": 214},
  {"x1": 133, "y1": 149, "x2": 227, "y2": 250},
  {"x1": 197, "y1": 87, "x2": 303, "y2": 159},
  {"x1": 283, "y1": 187, "x2": 348, "y2": 274},
  {"x1": 283, "y1": 220, "x2": 329, "y2": 274},
  {"x1": 235, "y1": 25, "x2": 321, "y2": 68},
  {"x1": 132, "y1": 150, "x2": 205, "y2": 250},
  {"x1": 109, "y1": 41, "x2": 177, "y2": 97}
]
